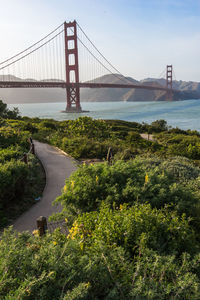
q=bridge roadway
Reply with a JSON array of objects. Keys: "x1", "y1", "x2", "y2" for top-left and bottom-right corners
[{"x1": 0, "y1": 81, "x2": 176, "y2": 92}]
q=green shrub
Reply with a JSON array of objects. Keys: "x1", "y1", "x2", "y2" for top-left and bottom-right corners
[
  {"x1": 0, "y1": 227, "x2": 200, "y2": 299},
  {"x1": 59, "y1": 137, "x2": 122, "y2": 159},
  {"x1": 150, "y1": 119, "x2": 169, "y2": 132},
  {"x1": 0, "y1": 100, "x2": 20, "y2": 119},
  {"x1": 156, "y1": 133, "x2": 200, "y2": 160},
  {"x1": 0, "y1": 126, "x2": 29, "y2": 150},
  {"x1": 21, "y1": 122, "x2": 39, "y2": 133},
  {"x1": 56, "y1": 157, "x2": 200, "y2": 221},
  {"x1": 39, "y1": 120, "x2": 57, "y2": 130},
  {"x1": 68, "y1": 203, "x2": 197, "y2": 256},
  {"x1": 0, "y1": 161, "x2": 29, "y2": 207},
  {"x1": 0, "y1": 146, "x2": 24, "y2": 163}
]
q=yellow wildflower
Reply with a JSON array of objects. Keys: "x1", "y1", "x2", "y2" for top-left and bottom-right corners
[
  {"x1": 63, "y1": 185, "x2": 67, "y2": 192},
  {"x1": 80, "y1": 242, "x2": 84, "y2": 250},
  {"x1": 71, "y1": 180, "x2": 75, "y2": 188},
  {"x1": 32, "y1": 229, "x2": 39, "y2": 236},
  {"x1": 145, "y1": 173, "x2": 149, "y2": 184},
  {"x1": 96, "y1": 175, "x2": 99, "y2": 183},
  {"x1": 26, "y1": 289, "x2": 31, "y2": 295},
  {"x1": 68, "y1": 220, "x2": 79, "y2": 240},
  {"x1": 53, "y1": 241, "x2": 57, "y2": 245}
]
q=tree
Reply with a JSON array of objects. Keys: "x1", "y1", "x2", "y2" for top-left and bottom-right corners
[
  {"x1": 150, "y1": 119, "x2": 168, "y2": 132},
  {"x1": 0, "y1": 99, "x2": 20, "y2": 119},
  {"x1": 0, "y1": 100, "x2": 7, "y2": 115}
]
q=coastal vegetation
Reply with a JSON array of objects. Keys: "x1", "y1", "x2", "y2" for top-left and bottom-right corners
[
  {"x1": 11, "y1": 115, "x2": 199, "y2": 161},
  {"x1": 0, "y1": 101, "x2": 45, "y2": 228},
  {"x1": 1, "y1": 106, "x2": 200, "y2": 298}
]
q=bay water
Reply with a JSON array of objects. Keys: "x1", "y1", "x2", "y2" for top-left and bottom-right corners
[{"x1": 8, "y1": 99, "x2": 200, "y2": 131}]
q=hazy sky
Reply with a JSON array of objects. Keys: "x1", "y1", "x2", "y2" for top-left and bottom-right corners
[{"x1": 0, "y1": 0, "x2": 200, "y2": 81}]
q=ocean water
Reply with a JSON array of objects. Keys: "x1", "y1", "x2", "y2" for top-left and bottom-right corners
[{"x1": 8, "y1": 99, "x2": 200, "y2": 131}]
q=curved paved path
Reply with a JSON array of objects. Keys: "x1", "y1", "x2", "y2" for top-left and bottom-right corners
[{"x1": 13, "y1": 141, "x2": 77, "y2": 232}]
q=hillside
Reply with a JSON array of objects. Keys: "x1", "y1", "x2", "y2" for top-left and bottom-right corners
[
  {"x1": 142, "y1": 78, "x2": 200, "y2": 100},
  {"x1": 0, "y1": 74, "x2": 200, "y2": 103}
]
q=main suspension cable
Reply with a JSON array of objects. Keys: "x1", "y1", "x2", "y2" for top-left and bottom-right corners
[
  {"x1": 0, "y1": 30, "x2": 64, "y2": 71},
  {"x1": 76, "y1": 22, "x2": 135, "y2": 85},
  {"x1": 0, "y1": 23, "x2": 64, "y2": 66}
]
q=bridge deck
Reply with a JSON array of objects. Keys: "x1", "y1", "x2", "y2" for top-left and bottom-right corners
[{"x1": 0, "y1": 81, "x2": 175, "y2": 92}]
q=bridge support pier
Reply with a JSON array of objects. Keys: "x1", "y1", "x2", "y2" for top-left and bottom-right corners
[{"x1": 65, "y1": 86, "x2": 82, "y2": 112}]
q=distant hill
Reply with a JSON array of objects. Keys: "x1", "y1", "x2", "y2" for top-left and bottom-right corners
[
  {"x1": 141, "y1": 77, "x2": 200, "y2": 93},
  {"x1": 141, "y1": 78, "x2": 200, "y2": 100},
  {"x1": 0, "y1": 75, "x2": 66, "y2": 104},
  {"x1": 0, "y1": 74, "x2": 200, "y2": 104},
  {"x1": 81, "y1": 74, "x2": 200, "y2": 102}
]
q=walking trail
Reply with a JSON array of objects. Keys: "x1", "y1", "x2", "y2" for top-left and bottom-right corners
[{"x1": 13, "y1": 141, "x2": 77, "y2": 233}]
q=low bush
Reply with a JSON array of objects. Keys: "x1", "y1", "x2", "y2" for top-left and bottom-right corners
[
  {"x1": 68, "y1": 203, "x2": 198, "y2": 256},
  {"x1": 0, "y1": 146, "x2": 24, "y2": 163},
  {"x1": 56, "y1": 157, "x2": 200, "y2": 222},
  {"x1": 0, "y1": 126, "x2": 29, "y2": 150},
  {"x1": 0, "y1": 160, "x2": 29, "y2": 208},
  {"x1": 0, "y1": 226, "x2": 200, "y2": 299}
]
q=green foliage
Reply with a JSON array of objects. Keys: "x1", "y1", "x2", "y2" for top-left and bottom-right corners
[
  {"x1": 156, "y1": 132, "x2": 200, "y2": 159},
  {"x1": 0, "y1": 226, "x2": 200, "y2": 299},
  {"x1": 1, "y1": 114, "x2": 200, "y2": 298},
  {"x1": 0, "y1": 100, "x2": 7, "y2": 114},
  {"x1": 0, "y1": 126, "x2": 29, "y2": 150},
  {"x1": 0, "y1": 99, "x2": 20, "y2": 119},
  {"x1": 60, "y1": 137, "x2": 123, "y2": 159},
  {"x1": 150, "y1": 119, "x2": 169, "y2": 132},
  {"x1": 44, "y1": 118, "x2": 200, "y2": 161},
  {"x1": 63, "y1": 116, "x2": 111, "y2": 139},
  {"x1": 21, "y1": 122, "x2": 39, "y2": 133},
  {"x1": 39, "y1": 120, "x2": 57, "y2": 130},
  {"x1": 0, "y1": 161, "x2": 29, "y2": 225},
  {"x1": 2, "y1": 116, "x2": 200, "y2": 162},
  {"x1": 69, "y1": 203, "x2": 197, "y2": 256},
  {"x1": 0, "y1": 146, "x2": 24, "y2": 163},
  {"x1": 0, "y1": 119, "x2": 45, "y2": 228},
  {"x1": 4, "y1": 116, "x2": 200, "y2": 162},
  {"x1": 56, "y1": 157, "x2": 200, "y2": 222}
]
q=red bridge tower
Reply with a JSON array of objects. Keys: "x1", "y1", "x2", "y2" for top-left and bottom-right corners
[
  {"x1": 64, "y1": 20, "x2": 82, "y2": 112},
  {"x1": 166, "y1": 65, "x2": 173, "y2": 101}
]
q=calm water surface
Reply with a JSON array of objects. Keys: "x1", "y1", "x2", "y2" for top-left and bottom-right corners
[{"x1": 8, "y1": 100, "x2": 200, "y2": 131}]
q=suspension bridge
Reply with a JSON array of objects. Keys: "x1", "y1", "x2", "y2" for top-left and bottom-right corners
[{"x1": 0, "y1": 20, "x2": 174, "y2": 112}]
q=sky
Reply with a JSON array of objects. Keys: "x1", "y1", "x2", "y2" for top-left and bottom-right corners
[{"x1": 0, "y1": 0, "x2": 200, "y2": 82}]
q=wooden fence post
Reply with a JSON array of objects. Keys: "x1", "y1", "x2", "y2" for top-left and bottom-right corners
[
  {"x1": 23, "y1": 153, "x2": 28, "y2": 164},
  {"x1": 107, "y1": 147, "x2": 113, "y2": 165},
  {"x1": 36, "y1": 216, "x2": 47, "y2": 236},
  {"x1": 31, "y1": 143, "x2": 35, "y2": 155}
]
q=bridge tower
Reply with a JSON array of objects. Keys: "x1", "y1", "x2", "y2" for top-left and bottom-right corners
[
  {"x1": 64, "y1": 20, "x2": 82, "y2": 112},
  {"x1": 166, "y1": 65, "x2": 173, "y2": 101}
]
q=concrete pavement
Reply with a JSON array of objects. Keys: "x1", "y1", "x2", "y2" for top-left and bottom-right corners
[{"x1": 13, "y1": 141, "x2": 77, "y2": 232}]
